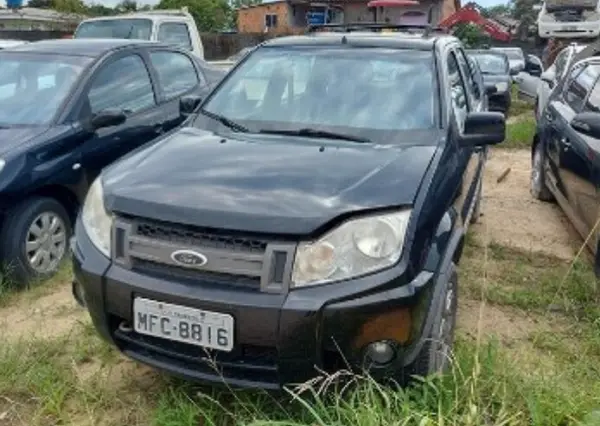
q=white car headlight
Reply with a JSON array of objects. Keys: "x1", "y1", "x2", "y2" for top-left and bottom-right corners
[
  {"x1": 81, "y1": 176, "x2": 112, "y2": 257},
  {"x1": 291, "y1": 210, "x2": 411, "y2": 288},
  {"x1": 495, "y1": 82, "x2": 508, "y2": 92}
]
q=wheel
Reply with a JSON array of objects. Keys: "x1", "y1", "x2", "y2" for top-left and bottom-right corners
[
  {"x1": 0, "y1": 197, "x2": 72, "y2": 287},
  {"x1": 403, "y1": 263, "x2": 458, "y2": 381},
  {"x1": 470, "y1": 181, "x2": 482, "y2": 224},
  {"x1": 530, "y1": 142, "x2": 554, "y2": 202}
]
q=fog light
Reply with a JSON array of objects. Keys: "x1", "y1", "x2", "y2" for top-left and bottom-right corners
[{"x1": 365, "y1": 341, "x2": 396, "y2": 365}]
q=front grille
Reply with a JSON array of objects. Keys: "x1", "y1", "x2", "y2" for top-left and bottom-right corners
[{"x1": 112, "y1": 216, "x2": 296, "y2": 293}]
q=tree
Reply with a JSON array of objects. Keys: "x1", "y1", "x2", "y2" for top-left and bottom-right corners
[
  {"x1": 486, "y1": 4, "x2": 512, "y2": 17},
  {"x1": 86, "y1": 3, "x2": 116, "y2": 16},
  {"x1": 155, "y1": 0, "x2": 231, "y2": 31},
  {"x1": 116, "y1": 0, "x2": 137, "y2": 13},
  {"x1": 510, "y1": 0, "x2": 537, "y2": 39},
  {"x1": 453, "y1": 23, "x2": 489, "y2": 48},
  {"x1": 52, "y1": 0, "x2": 86, "y2": 14}
]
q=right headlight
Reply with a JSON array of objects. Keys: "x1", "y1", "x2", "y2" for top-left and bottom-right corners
[
  {"x1": 81, "y1": 176, "x2": 112, "y2": 258},
  {"x1": 291, "y1": 210, "x2": 411, "y2": 288}
]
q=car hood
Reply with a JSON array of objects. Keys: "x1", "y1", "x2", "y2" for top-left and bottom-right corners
[
  {"x1": 103, "y1": 127, "x2": 439, "y2": 236},
  {"x1": 0, "y1": 126, "x2": 52, "y2": 156}
]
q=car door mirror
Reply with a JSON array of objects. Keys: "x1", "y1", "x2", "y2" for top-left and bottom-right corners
[
  {"x1": 510, "y1": 66, "x2": 520, "y2": 76},
  {"x1": 570, "y1": 112, "x2": 600, "y2": 139},
  {"x1": 540, "y1": 69, "x2": 555, "y2": 86},
  {"x1": 180, "y1": 95, "x2": 202, "y2": 116},
  {"x1": 485, "y1": 84, "x2": 497, "y2": 95},
  {"x1": 458, "y1": 111, "x2": 506, "y2": 147},
  {"x1": 90, "y1": 108, "x2": 126, "y2": 130}
]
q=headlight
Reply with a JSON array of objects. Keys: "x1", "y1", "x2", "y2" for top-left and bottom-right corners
[
  {"x1": 81, "y1": 176, "x2": 112, "y2": 257},
  {"x1": 291, "y1": 210, "x2": 411, "y2": 288},
  {"x1": 495, "y1": 82, "x2": 508, "y2": 92}
]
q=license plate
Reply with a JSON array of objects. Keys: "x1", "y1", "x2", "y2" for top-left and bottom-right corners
[
  {"x1": 133, "y1": 297, "x2": 234, "y2": 352},
  {"x1": 565, "y1": 26, "x2": 578, "y2": 31}
]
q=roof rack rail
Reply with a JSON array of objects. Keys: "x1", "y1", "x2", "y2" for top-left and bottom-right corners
[
  {"x1": 129, "y1": 7, "x2": 191, "y2": 16},
  {"x1": 306, "y1": 22, "x2": 447, "y2": 37}
]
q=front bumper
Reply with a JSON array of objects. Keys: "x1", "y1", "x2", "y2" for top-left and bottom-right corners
[
  {"x1": 71, "y1": 219, "x2": 437, "y2": 390},
  {"x1": 538, "y1": 20, "x2": 600, "y2": 38}
]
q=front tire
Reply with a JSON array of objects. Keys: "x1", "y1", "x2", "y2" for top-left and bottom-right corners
[
  {"x1": 404, "y1": 263, "x2": 458, "y2": 381},
  {"x1": 0, "y1": 197, "x2": 72, "y2": 287},
  {"x1": 530, "y1": 142, "x2": 554, "y2": 202}
]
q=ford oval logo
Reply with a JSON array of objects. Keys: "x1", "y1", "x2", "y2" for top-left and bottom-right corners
[{"x1": 170, "y1": 250, "x2": 208, "y2": 267}]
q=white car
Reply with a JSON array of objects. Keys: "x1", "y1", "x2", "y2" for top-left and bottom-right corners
[
  {"x1": 535, "y1": 43, "x2": 587, "y2": 119},
  {"x1": 537, "y1": 0, "x2": 600, "y2": 39},
  {"x1": 0, "y1": 40, "x2": 28, "y2": 49}
]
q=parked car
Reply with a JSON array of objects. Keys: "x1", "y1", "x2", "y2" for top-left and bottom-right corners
[
  {"x1": 531, "y1": 55, "x2": 600, "y2": 272},
  {"x1": 0, "y1": 39, "x2": 225, "y2": 285},
  {"x1": 72, "y1": 25, "x2": 505, "y2": 389},
  {"x1": 73, "y1": 7, "x2": 206, "y2": 60},
  {"x1": 467, "y1": 49, "x2": 514, "y2": 114},
  {"x1": 491, "y1": 46, "x2": 526, "y2": 73},
  {"x1": 536, "y1": 43, "x2": 587, "y2": 120},
  {"x1": 0, "y1": 40, "x2": 28, "y2": 49},
  {"x1": 512, "y1": 54, "x2": 544, "y2": 101},
  {"x1": 206, "y1": 46, "x2": 256, "y2": 71}
]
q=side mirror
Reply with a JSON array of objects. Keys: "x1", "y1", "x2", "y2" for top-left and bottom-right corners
[
  {"x1": 180, "y1": 95, "x2": 202, "y2": 116},
  {"x1": 570, "y1": 112, "x2": 600, "y2": 139},
  {"x1": 510, "y1": 67, "x2": 520, "y2": 76},
  {"x1": 485, "y1": 84, "x2": 498, "y2": 95},
  {"x1": 458, "y1": 111, "x2": 506, "y2": 147},
  {"x1": 540, "y1": 69, "x2": 555, "y2": 85},
  {"x1": 90, "y1": 108, "x2": 126, "y2": 130}
]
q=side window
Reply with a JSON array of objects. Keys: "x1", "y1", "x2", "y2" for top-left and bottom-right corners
[
  {"x1": 88, "y1": 55, "x2": 155, "y2": 115},
  {"x1": 157, "y1": 23, "x2": 192, "y2": 50},
  {"x1": 554, "y1": 48, "x2": 569, "y2": 77},
  {"x1": 149, "y1": 51, "x2": 199, "y2": 100},
  {"x1": 565, "y1": 64, "x2": 598, "y2": 111},
  {"x1": 583, "y1": 66, "x2": 600, "y2": 112},
  {"x1": 455, "y1": 48, "x2": 481, "y2": 103},
  {"x1": 448, "y1": 52, "x2": 469, "y2": 124}
]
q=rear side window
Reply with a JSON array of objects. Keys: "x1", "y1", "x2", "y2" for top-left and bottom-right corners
[
  {"x1": 149, "y1": 51, "x2": 199, "y2": 99},
  {"x1": 565, "y1": 64, "x2": 598, "y2": 111},
  {"x1": 157, "y1": 23, "x2": 192, "y2": 50},
  {"x1": 88, "y1": 54, "x2": 155, "y2": 114},
  {"x1": 583, "y1": 65, "x2": 600, "y2": 112}
]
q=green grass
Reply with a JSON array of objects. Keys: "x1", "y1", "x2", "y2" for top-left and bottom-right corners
[
  {"x1": 503, "y1": 116, "x2": 536, "y2": 150},
  {"x1": 0, "y1": 235, "x2": 599, "y2": 425}
]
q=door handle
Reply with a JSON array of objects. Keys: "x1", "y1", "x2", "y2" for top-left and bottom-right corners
[{"x1": 561, "y1": 137, "x2": 571, "y2": 150}]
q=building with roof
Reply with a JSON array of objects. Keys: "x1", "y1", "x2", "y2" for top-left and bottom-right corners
[
  {"x1": 0, "y1": 7, "x2": 85, "y2": 31},
  {"x1": 237, "y1": 0, "x2": 461, "y2": 34}
]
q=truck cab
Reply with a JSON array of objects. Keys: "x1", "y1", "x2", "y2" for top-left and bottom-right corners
[{"x1": 73, "y1": 8, "x2": 205, "y2": 60}]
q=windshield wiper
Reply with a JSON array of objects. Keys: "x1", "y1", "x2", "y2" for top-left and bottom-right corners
[
  {"x1": 259, "y1": 128, "x2": 371, "y2": 143},
  {"x1": 200, "y1": 109, "x2": 248, "y2": 132}
]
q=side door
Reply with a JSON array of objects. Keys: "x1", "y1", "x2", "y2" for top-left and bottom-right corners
[
  {"x1": 448, "y1": 48, "x2": 484, "y2": 225},
  {"x1": 560, "y1": 64, "x2": 600, "y2": 237},
  {"x1": 146, "y1": 49, "x2": 208, "y2": 133},
  {"x1": 545, "y1": 63, "x2": 596, "y2": 210},
  {"x1": 77, "y1": 52, "x2": 164, "y2": 187}
]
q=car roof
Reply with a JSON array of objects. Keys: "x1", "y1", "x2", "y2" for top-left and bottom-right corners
[
  {"x1": 261, "y1": 31, "x2": 456, "y2": 51},
  {"x1": 466, "y1": 49, "x2": 508, "y2": 56},
  {"x1": 4, "y1": 38, "x2": 167, "y2": 57}
]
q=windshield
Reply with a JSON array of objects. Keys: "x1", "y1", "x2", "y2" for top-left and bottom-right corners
[
  {"x1": 471, "y1": 53, "x2": 509, "y2": 74},
  {"x1": 198, "y1": 47, "x2": 436, "y2": 141},
  {"x1": 74, "y1": 18, "x2": 152, "y2": 39},
  {"x1": 0, "y1": 53, "x2": 91, "y2": 125}
]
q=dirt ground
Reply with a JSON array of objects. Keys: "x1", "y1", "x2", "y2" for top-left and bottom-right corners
[
  {"x1": 0, "y1": 148, "x2": 588, "y2": 393},
  {"x1": 472, "y1": 149, "x2": 582, "y2": 260}
]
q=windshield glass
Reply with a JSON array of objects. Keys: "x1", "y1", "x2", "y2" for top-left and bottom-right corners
[
  {"x1": 199, "y1": 47, "x2": 436, "y2": 140},
  {"x1": 74, "y1": 18, "x2": 152, "y2": 39},
  {"x1": 0, "y1": 53, "x2": 91, "y2": 125},
  {"x1": 471, "y1": 53, "x2": 509, "y2": 74}
]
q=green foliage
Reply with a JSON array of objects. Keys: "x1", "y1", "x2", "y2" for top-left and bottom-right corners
[
  {"x1": 52, "y1": 0, "x2": 86, "y2": 14},
  {"x1": 155, "y1": 0, "x2": 230, "y2": 32},
  {"x1": 115, "y1": 0, "x2": 138, "y2": 13},
  {"x1": 453, "y1": 23, "x2": 488, "y2": 48}
]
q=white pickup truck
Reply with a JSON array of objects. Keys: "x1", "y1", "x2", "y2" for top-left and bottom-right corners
[{"x1": 73, "y1": 8, "x2": 206, "y2": 60}]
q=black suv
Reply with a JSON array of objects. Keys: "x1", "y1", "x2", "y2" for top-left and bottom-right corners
[{"x1": 72, "y1": 24, "x2": 505, "y2": 389}]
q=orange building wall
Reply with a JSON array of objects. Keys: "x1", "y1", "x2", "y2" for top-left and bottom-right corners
[{"x1": 237, "y1": 2, "x2": 292, "y2": 34}]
